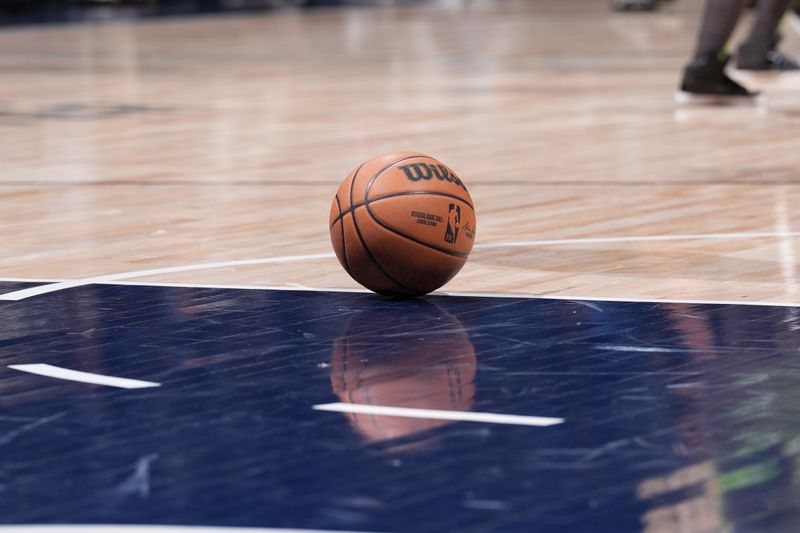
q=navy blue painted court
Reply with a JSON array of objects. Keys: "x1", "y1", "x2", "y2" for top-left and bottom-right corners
[{"x1": 2, "y1": 281, "x2": 800, "y2": 532}]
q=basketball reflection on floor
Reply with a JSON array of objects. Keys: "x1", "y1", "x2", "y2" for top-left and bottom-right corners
[{"x1": 329, "y1": 302, "x2": 476, "y2": 448}]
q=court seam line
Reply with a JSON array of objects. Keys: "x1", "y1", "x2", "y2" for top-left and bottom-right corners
[
  {"x1": 474, "y1": 231, "x2": 800, "y2": 248},
  {"x1": 0, "y1": 277, "x2": 60, "y2": 283},
  {"x1": 5, "y1": 179, "x2": 800, "y2": 187},
  {"x1": 3, "y1": 180, "x2": 800, "y2": 188},
  {"x1": 2, "y1": 230, "x2": 800, "y2": 302}
]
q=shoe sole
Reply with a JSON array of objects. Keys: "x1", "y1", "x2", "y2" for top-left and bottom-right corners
[
  {"x1": 674, "y1": 91, "x2": 765, "y2": 106},
  {"x1": 735, "y1": 64, "x2": 800, "y2": 72}
]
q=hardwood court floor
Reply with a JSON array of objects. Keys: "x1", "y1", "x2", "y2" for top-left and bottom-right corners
[{"x1": 1, "y1": 0, "x2": 799, "y2": 302}]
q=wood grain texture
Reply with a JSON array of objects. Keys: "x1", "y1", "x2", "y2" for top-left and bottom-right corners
[{"x1": 1, "y1": 0, "x2": 799, "y2": 302}]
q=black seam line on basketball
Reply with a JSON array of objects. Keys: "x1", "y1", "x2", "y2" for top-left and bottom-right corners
[
  {"x1": 348, "y1": 159, "x2": 418, "y2": 293},
  {"x1": 337, "y1": 155, "x2": 424, "y2": 233},
  {"x1": 362, "y1": 157, "x2": 471, "y2": 260},
  {"x1": 334, "y1": 194, "x2": 353, "y2": 277},
  {"x1": 366, "y1": 155, "x2": 456, "y2": 210},
  {"x1": 365, "y1": 201, "x2": 470, "y2": 259},
  {"x1": 329, "y1": 191, "x2": 473, "y2": 230},
  {"x1": 362, "y1": 154, "x2": 428, "y2": 203}
]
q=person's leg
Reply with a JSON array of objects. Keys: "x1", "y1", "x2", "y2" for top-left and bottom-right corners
[
  {"x1": 611, "y1": 0, "x2": 677, "y2": 12},
  {"x1": 745, "y1": 0, "x2": 791, "y2": 45},
  {"x1": 693, "y1": 0, "x2": 748, "y2": 60},
  {"x1": 611, "y1": 0, "x2": 660, "y2": 12},
  {"x1": 737, "y1": 0, "x2": 798, "y2": 69},
  {"x1": 678, "y1": 0, "x2": 758, "y2": 100}
]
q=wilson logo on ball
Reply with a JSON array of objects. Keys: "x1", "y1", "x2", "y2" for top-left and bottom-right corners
[
  {"x1": 399, "y1": 163, "x2": 468, "y2": 191},
  {"x1": 330, "y1": 152, "x2": 475, "y2": 297},
  {"x1": 445, "y1": 204, "x2": 461, "y2": 244}
]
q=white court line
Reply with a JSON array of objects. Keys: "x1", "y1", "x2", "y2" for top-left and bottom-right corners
[
  {"x1": 8, "y1": 364, "x2": 161, "y2": 389},
  {"x1": 1, "y1": 277, "x2": 799, "y2": 308},
  {"x1": 107, "y1": 280, "x2": 371, "y2": 294},
  {"x1": 776, "y1": 197, "x2": 798, "y2": 299},
  {"x1": 313, "y1": 403, "x2": 564, "y2": 427},
  {"x1": 436, "y1": 290, "x2": 800, "y2": 308},
  {"x1": 2, "y1": 230, "x2": 800, "y2": 302},
  {"x1": 106, "y1": 281, "x2": 800, "y2": 308},
  {"x1": 472, "y1": 231, "x2": 800, "y2": 249},
  {"x1": 0, "y1": 252, "x2": 335, "y2": 301},
  {"x1": 0, "y1": 527, "x2": 374, "y2": 533}
]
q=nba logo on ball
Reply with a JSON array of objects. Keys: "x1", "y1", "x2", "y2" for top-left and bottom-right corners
[
  {"x1": 445, "y1": 204, "x2": 460, "y2": 244},
  {"x1": 329, "y1": 152, "x2": 476, "y2": 297}
]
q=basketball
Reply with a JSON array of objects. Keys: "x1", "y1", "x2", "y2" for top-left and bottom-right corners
[{"x1": 328, "y1": 152, "x2": 476, "y2": 297}]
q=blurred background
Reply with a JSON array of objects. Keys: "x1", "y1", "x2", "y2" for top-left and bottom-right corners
[{"x1": 0, "y1": 0, "x2": 376, "y2": 25}]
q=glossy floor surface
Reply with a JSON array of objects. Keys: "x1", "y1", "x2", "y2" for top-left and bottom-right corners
[
  {"x1": 3, "y1": 0, "x2": 800, "y2": 532},
  {"x1": 3, "y1": 282, "x2": 800, "y2": 532},
  {"x1": 1, "y1": 0, "x2": 799, "y2": 303}
]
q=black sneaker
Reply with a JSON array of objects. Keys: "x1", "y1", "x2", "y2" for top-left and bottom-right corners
[
  {"x1": 676, "y1": 55, "x2": 760, "y2": 104},
  {"x1": 611, "y1": 0, "x2": 659, "y2": 12},
  {"x1": 736, "y1": 40, "x2": 800, "y2": 71}
]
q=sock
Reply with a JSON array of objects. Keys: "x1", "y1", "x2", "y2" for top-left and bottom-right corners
[{"x1": 693, "y1": 0, "x2": 748, "y2": 60}]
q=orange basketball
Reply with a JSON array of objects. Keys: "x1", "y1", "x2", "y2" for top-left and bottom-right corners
[{"x1": 329, "y1": 152, "x2": 476, "y2": 297}]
